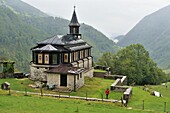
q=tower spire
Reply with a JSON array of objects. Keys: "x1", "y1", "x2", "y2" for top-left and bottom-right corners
[
  {"x1": 69, "y1": 6, "x2": 80, "y2": 27},
  {"x1": 69, "y1": 6, "x2": 80, "y2": 35}
]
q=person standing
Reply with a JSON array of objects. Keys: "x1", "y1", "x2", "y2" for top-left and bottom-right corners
[{"x1": 105, "y1": 88, "x2": 110, "y2": 99}]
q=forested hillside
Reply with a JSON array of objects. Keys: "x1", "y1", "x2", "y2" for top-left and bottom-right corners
[
  {"x1": 0, "y1": 0, "x2": 116, "y2": 72},
  {"x1": 0, "y1": 6, "x2": 48, "y2": 71},
  {"x1": 118, "y1": 5, "x2": 170, "y2": 69},
  {"x1": 97, "y1": 44, "x2": 166, "y2": 85}
]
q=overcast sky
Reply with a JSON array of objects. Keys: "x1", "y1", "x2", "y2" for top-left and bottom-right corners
[{"x1": 21, "y1": 0, "x2": 170, "y2": 38}]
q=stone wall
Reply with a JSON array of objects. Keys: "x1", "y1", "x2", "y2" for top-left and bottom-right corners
[
  {"x1": 83, "y1": 58, "x2": 88, "y2": 68},
  {"x1": 67, "y1": 75, "x2": 74, "y2": 90},
  {"x1": 71, "y1": 57, "x2": 93, "y2": 69},
  {"x1": 78, "y1": 60, "x2": 84, "y2": 68},
  {"x1": 75, "y1": 73, "x2": 84, "y2": 90},
  {"x1": 47, "y1": 73, "x2": 85, "y2": 91},
  {"x1": 88, "y1": 57, "x2": 93, "y2": 68},
  {"x1": 30, "y1": 65, "x2": 49, "y2": 82},
  {"x1": 83, "y1": 68, "x2": 94, "y2": 78},
  {"x1": 123, "y1": 87, "x2": 132, "y2": 102},
  {"x1": 71, "y1": 62, "x2": 78, "y2": 67},
  {"x1": 93, "y1": 72, "x2": 107, "y2": 78},
  {"x1": 47, "y1": 73, "x2": 60, "y2": 87}
]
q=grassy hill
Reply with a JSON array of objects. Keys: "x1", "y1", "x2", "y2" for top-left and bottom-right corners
[
  {"x1": 0, "y1": 0, "x2": 116, "y2": 72},
  {"x1": 118, "y1": 5, "x2": 170, "y2": 69}
]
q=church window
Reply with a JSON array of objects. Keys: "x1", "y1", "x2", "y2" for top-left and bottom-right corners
[
  {"x1": 85, "y1": 49, "x2": 88, "y2": 57},
  {"x1": 70, "y1": 53, "x2": 72, "y2": 63},
  {"x1": 52, "y1": 54, "x2": 57, "y2": 64},
  {"x1": 74, "y1": 51, "x2": 78, "y2": 61},
  {"x1": 89, "y1": 49, "x2": 91, "y2": 56},
  {"x1": 33, "y1": 52, "x2": 37, "y2": 63},
  {"x1": 80, "y1": 50, "x2": 84, "y2": 59},
  {"x1": 38, "y1": 54, "x2": 43, "y2": 64},
  {"x1": 64, "y1": 53, "x2": 68, "y2": 63},
  {"x1": 44, "y1": 54, "x2": 49, "y2": 64}
]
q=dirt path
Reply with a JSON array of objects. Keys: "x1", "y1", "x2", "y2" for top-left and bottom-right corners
[{"x1": 13, "y1": 90, "x2": 119, "y2": 103}]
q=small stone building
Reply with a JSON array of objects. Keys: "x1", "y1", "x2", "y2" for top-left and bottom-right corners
[
  {"x1": 30, "y1": 7, "x2": 93, "y2": 91},
  {"x1": 0, "y1": 61, "x2": 15, "y2": 78}
]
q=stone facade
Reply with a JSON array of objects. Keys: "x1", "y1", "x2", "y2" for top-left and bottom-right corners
[
  {"x1": 88, "y1": 57, "x2": 93, "y2": 68},
  {"x1": 71, "y1": 56, "x2": 93, "y2": 69},
  {"x1": 83, "y1": 58, "x2": 88, "y2": 68},
  {"x1": 84, "y1": 68, "x2": 93, "y2": 78},
  {"x1": 30, "y1": 64, "x2": 52, "y2": 81},
  {"x1": 47, "y1": 73, "x2": 84, "y2": 91}
]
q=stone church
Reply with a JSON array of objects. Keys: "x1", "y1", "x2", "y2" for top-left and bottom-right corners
[{"x1": 30, "y1": 8, "x2": 93, "y2": 91}]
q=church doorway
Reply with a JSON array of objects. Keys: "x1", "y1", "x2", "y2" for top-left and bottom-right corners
[{"x1": 60, "y1": 74, "x2": 67, "y2": 86}]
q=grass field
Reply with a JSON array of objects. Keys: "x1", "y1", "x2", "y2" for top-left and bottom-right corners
[
  {"x1": 0, "y1": 90, "x2": 153, "y2": 113},
  {"x1": 1, "y1": 78, "x2": 170, "y2": 112},
  {"x1": 128, "y1": 86, "x2": 170, "y2": 112},
  {"x1": 0, "y1": 78, "x2": 35, "y2": 92},
  {"x1": 0, "y1": 77, "x2": 122, "y2": 100},
  {"x1": 71, "y1": 77, "x2": 122, "y2": 100}
]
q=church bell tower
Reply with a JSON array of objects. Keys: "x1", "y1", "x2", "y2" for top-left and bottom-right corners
[{"x1": 69, "y1": 6, "x2": 80, "y2": 37}]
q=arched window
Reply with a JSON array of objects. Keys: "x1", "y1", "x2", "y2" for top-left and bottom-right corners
[
  {"x1": 64, "y1": 53, "x2": 68, "y2": 63},
  {"x1": 38, "y1": 54, "x2": 43, "y2": 64},
  {"x1": 44, "y1": 54, "x2": 49, "y2": 64}
]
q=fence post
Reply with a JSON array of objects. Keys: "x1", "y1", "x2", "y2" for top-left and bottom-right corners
[
  {"x1": 40, "y1": 86, "x2": 43, "y2": 97},
  {"x1": 101, "y1": 93, "x2": 103, "y2": 102},
  {"x1": 59, "y1": 92, "x2": 60, "y2": 98},
  {"x1": 8, "y1": 88, "x2": 11, "y2": 95},
  {"x1": 142, "y1": 100, "x2": 144, "y2": 110},
  {"x1": 164, "y1": 102, "x2": 166, "y2": 112},
  {"x1": 69, "y1": 92, "x2": 70, "y2": 98},
  {"x1": 86, "y1": 91, "x2": 87, "y2": 100},
  {"x1": 25, "y1": 88, "x2": 27, "y2": 96}
]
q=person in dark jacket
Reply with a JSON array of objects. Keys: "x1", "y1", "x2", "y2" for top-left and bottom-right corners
[{"x1": 105, "y1": 88, "x2": 110, "y2": 99}]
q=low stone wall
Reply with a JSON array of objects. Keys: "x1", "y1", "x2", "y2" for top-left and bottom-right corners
[
  {"x1": 123, "y1": 87, "x2": 132, "y2": 103},
  {"x1": 111, "y1": 79, "x2": 122, "y2": 90},
  {"x1": 94, "y1": 65, "x2": 111, "y2": 77},
  {"x1": 94, "y1": 65, "x2": 111, "y2": 71},
  {"x1": 93, "y1": 72, "x2": 107, "y2": 78},
  {"x1": 108, "y1": 75, "x2": 132, "y2": 105},
  {"x1": 113, "y1": 86, "x2": 129, "y2": 92},
  {"x1": 109, "y1": 75, "x2": 127, "y2": 90}
]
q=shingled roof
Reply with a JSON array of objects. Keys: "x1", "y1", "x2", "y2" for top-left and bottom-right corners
[
  {"x1": 37, "y1": 35, "x2": 86, "y2": 45},
  {"x1": 33, "y1": 44, "x2": 58, "y2": 51},
  {"x1": 69, "y1": 9, "x2": 80, "y2": 26},
  {"x1": 46, "y1": 64, "x2": 84, "y2": 75}
]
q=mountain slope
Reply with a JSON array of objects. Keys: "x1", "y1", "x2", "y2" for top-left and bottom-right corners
[
  {"x1": 118, "y1": 5, "x2": 170, "y2": 69},
  {"x1": 0, "y1": 0, "x2": 116, "y2": 72},
  {"x1": 0, "y1": 0, "x2": 48, "y2": 17}
]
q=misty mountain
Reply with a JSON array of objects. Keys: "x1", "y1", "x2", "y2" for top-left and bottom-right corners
[
  {"x1": 0, "y1": 0, "x2": 116, "y2": 72},
  {"x1": 112, "y1": 35, "x2": 125, "y2": 43},
  {"x1": 118, "y1": 5, "x2": 170, "y2": 69}
]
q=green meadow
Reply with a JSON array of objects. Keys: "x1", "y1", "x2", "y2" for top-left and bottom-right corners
[{"x1": 0, "y1": 78, "x2": 170, "y2": 112}]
